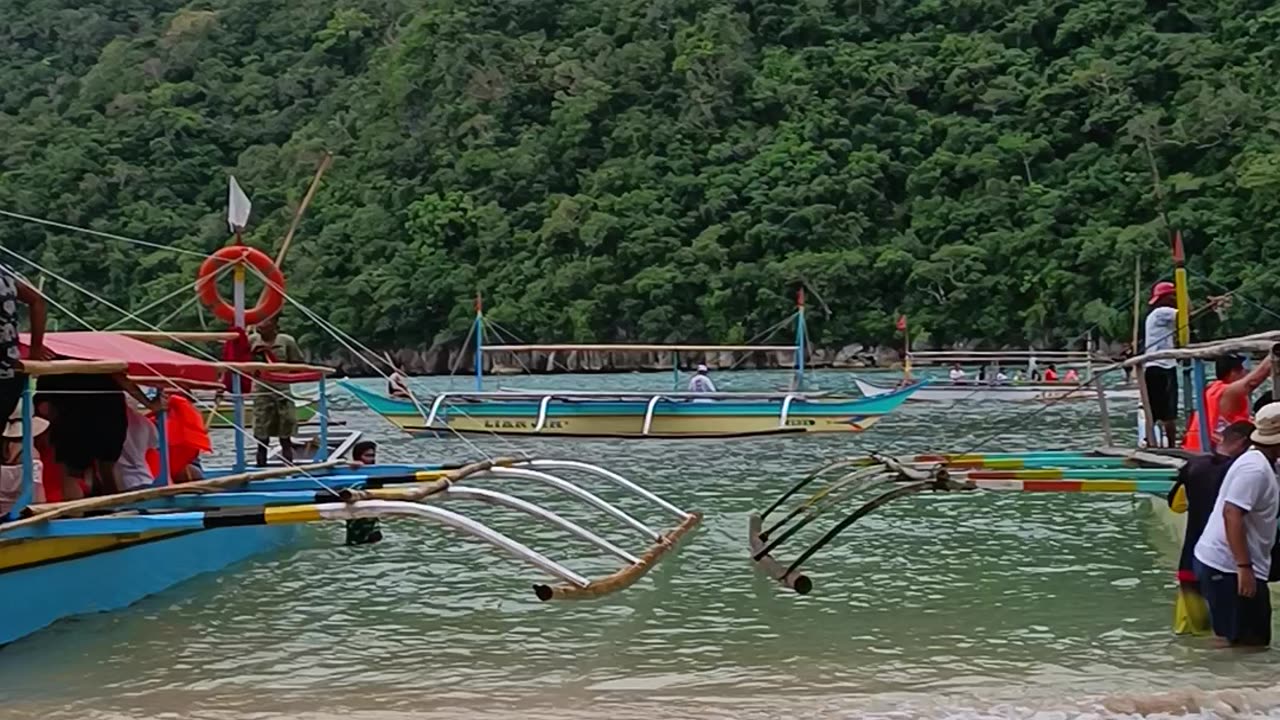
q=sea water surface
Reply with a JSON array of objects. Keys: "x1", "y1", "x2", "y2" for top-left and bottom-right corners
[{"x1": 1, "y1": 369, "x2": 1277, "y2": 719}]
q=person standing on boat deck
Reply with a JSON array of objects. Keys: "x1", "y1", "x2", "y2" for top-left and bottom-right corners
[
  {"x1": 0, "y1": 263, "x2": 51, "y2": 423},
  {"x1": 1167, "y1": 421, "x2": 1254, "y2": 635},
  {"x1": 248, "y1": 316, "x2": 304, "y2": 467},
  {"x1": 1183, "y1": 354, "x2": 1272, "y2": 453},
  {"x1": 1143, "y1": 281, "x2": 1181, "y2": 447},
  {"x1": 1193, "y1": 404, "x2": 1280, "y2": 647},
  {"x1": 688, "y1": 364, "x2": 717, "y2": 393}
]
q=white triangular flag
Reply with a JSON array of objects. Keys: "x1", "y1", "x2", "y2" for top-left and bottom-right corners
[{"x1": 227, "y1": 176, "x2": 252, "y2": 232}]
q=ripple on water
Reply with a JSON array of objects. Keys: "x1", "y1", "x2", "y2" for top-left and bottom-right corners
[{"x1": 0, "y1": 370, "x2": 1276, "y2": 719}]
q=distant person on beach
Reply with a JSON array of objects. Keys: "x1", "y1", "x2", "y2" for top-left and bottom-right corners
[
  {"x1": 1193, "y1": 404, "x2": 1280, "y2": 647},
  {"x1": 1167, "y1": 421, "x2": 1254, "y2": 635},
  {"x1": 688, "y1": 364, "x2": 717, "y2": 393},
  {"x1": 1183, "y1": 355, "x2": 1272, "y2": 453},
  {"x1": 1144, "y1": 281, "x2": 1180, "y2": 447},
  {"x1": 0, "y1": 263, "x2": 50, "y2": 422}
]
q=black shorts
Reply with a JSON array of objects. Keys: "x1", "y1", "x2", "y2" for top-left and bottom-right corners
[
  {"x1": 1195, "y1": 559, "x2": 1271, "y2": 646},
  {"x1": 0, "y1": 374, "x2": 24, "y2": 423},
  {"x1": 1145, "y1": 366, "x2": 1179, "y2": 422}
]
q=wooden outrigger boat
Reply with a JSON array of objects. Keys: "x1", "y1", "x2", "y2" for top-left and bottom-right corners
[
  {"x1": 0, "y1": 218, "x2": 700, "y2": 646},
  {"x1": 342, "y1": 293, "x2": 926, "y2": 438},
  {"x1": 855, "y1": 348, "x2": 1141, "y2": 404}
]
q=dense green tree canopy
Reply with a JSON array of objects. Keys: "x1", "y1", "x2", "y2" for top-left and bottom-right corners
[{"x1": 2, "y1": 0, "x2": 1278, "y2": 356}]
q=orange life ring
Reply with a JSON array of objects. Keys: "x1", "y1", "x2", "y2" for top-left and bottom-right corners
[{"x1": 195, "y1": 246, "x2": 286, "y2": 325}]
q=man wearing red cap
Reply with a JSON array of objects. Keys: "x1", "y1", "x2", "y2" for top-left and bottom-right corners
[{"x1": 1143, "y1": 281, "x2": 1180, "y2": 446}]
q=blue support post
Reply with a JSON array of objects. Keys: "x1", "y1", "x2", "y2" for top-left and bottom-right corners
[
  {"x1": 9, "y1": 379, "x2": 34, "y2": 519},
  {"x1": 316, "y1": 376, "x2": 329, "y2": 462},
  {"x1": 794, "y1": 309, "x2": 807, "y2": 391},
  {"x1": 154, "y1": 404, "x2": 169, "y2": 487},
  {"x1": 1192, "y1": 358, "x2": 1211, "y2": 452},
  {"x1": 232, "y1": 374, "x2": 246, "y2": 472},
  {"x1": 473, "y1": 309, "x2": 484, "y2": 392}
]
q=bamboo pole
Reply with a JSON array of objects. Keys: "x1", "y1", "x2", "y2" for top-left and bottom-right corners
[
  {"x1": 217, "y1": 361, "x2": 336, "y2": 374},
  {"x1": 17, "y1": 359, "x2": 129, "y2": 376},
  {"x1": 119, "y1": 331, "x2": 239, "y2": 343},
  {"x1": 1123, "y1": 337, "x2": 1280, "y2": 367},
  {"x1": 275, "y1": 152, "x2": 333, "y2": 269},
  {"x1": 533, "y1": 511, "x2": 702, "y2": 600},
  {"x1": 1, "y1": 460, "x2": 347, "y2": 533}
]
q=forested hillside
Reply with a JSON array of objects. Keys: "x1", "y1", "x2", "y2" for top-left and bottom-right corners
[{"x1": 2, "y1": 0, "x2": 1280, "y2": 357}]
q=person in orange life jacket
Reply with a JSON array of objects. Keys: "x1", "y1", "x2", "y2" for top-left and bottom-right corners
[
  {"x1": 1168, "y1": 421, "x2": 1254, "y2": 616},
  {"x1": 1183, "y1": 354, "x2": 1272, "y2": 453}
]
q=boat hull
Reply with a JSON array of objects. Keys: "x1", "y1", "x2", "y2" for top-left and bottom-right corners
[
  {"x1": 854, "y1": 377, "x2": 1140, "y2": 403},
  {"x1": 340, "y1": 383, "x2": 921, "y2": 437},
  {"x1": 0, "y1": 524, "x2": 298, "y2": 646}
]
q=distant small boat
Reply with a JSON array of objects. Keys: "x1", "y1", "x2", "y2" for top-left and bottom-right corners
[{"x1": 853, "y1": 376, "x2": 1140, "y2": 403}]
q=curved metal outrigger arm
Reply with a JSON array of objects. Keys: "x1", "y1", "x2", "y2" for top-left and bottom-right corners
[
  {"x1": 760, "y1": 466, "x2": 890, "y2": 541},
  {"x1": 755, "y1": 474, "x2": 897, "y2": 562},
  {"x1": 315, "y1": 499, "x2": 590, "y2": 588},
  {"x1": 523, "y1": 459, "x2": 692, "y2": 521},
  {"x1": 435, "y1": 486, "x2": 640, "y2": 564},
  {"x1": 474, "y1": 466, "x2": 663, "y2": 542},
  {"x1": 758, "y1": 457, "x2": 871, "y2": 521}
]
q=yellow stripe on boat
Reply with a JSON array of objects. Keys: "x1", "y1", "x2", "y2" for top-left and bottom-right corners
[
  {"x1": 264, "y1": 505, "x2": 323, "y2": 525},
  {"x1": 0, "y1": 531, "x2": 181, "y2": 571}
]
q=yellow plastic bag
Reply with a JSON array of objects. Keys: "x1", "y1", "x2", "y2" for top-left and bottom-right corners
[
  {"x1": 1170, "y1": 484, "x2": 1188, "y2": 513},
  {"x1": 1173, "y1": 586, "x2": 1210, "y2": 636}
]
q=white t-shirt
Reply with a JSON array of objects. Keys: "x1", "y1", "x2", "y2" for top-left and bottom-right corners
[
  {"x1": 1143, "y1": 306, "x2": 1178, "y2": 369},
  {"x1": 1194, "y1": 448, "x2": 1280, "y2": 578},
  {"x1": 688, "y1": 374, "x2": 717, "y2": 393},
  {"x1": 949, "y1": 368, "x2": 966, "y2": 382},
  {"x1": 117, "y1": 406, "x2": 159, "y2": 490}
]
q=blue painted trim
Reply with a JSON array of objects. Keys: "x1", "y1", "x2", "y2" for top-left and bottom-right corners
[
  {"x1": 11, "y1": 380, "x2": 33, "y2": 520},
  {"x1": 154, "y1": 406, "x2": 169, "y2": 487},
  {"x1": 0, "y1": 524, "x2": 298, "y2": 647},
  {"x1": 7, "y1": 512, "x2": 210, "y2": 540},
  {"x1": 316, "y1": 376, "x2": 329, "y2": 461},
  {"x1": 1192, "y1": 359, "x2": 1211, "y2": 451}
]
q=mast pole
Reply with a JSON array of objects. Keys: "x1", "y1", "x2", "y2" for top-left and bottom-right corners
[
  {"x1": 473, "y1": 293, "x2": 484, "y2": 392},
  {"x1": 1173, "y1": 230, "x2": 1193, "y2": 420},
  {"x1": 232, "y1": 227, "x2": 247, "y2": 471},
  {"x1": 795, "y1": 288, "x2": 806, "y2": 391}
]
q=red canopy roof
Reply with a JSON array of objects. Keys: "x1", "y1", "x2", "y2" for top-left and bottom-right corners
[{"x1": 20, "y1": 332, "x2": 220, "y2": 385}]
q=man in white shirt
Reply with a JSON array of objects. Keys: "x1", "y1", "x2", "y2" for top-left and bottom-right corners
[
  {"x1": 688, "y1": 364, "x2": 717, "y2": 393},
  {"x1": 948, "y1": 364, "x2": 966, "y2": 383},
  {"x1": 1192, "y1": 402, "x2": 1280, "y2": 646},
  {"x1": 1143, "y1": 282, "x2": 1181, "y2": 446}
]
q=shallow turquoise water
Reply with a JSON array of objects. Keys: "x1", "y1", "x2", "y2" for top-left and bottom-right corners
[{"x1": 0, "y1": 369, "x2": 1275, "y2": 719}]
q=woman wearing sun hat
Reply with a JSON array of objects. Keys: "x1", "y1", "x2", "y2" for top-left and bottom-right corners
[
  {"x1": 0, "y1": 406, "x2": 48, "y2": 513},
  {"x1": 1193, "y1": 402, "x2": 1280, "y2": 646}
]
